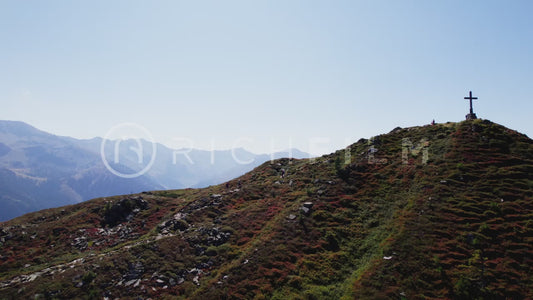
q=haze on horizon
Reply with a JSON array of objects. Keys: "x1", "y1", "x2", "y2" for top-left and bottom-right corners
[{"x1": 1, "y1": 0, "x2": 532, "y2": 155}]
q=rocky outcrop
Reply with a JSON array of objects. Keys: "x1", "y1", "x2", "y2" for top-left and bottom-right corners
[{"x1": 100, "y1": 196, "x2": 148, "y2": 227}]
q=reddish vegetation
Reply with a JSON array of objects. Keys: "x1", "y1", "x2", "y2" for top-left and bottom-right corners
[{"x1": 0, "y1": 119, "x2": 532, "y2": 299}]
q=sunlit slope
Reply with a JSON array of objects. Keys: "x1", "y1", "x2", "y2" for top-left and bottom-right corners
[{"x1": 1, "y1": 119, "x2": 531, "y2": 299}]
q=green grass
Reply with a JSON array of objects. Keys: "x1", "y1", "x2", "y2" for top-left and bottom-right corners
[{"x1": 1, "y1": 120, "x2": 532, "y2": 299}]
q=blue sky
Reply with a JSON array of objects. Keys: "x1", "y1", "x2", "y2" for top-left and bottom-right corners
[{"x1": 1, "y1": 0, "x2": 532, "y2": 155}]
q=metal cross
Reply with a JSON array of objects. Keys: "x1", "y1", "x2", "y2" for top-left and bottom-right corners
[{"x1": 464, "y1": 91, "x2": 478, "y2": 115}]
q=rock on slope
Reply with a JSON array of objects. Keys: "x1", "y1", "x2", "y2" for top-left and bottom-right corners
[{"x1": 0, "y1": 119, "x2": 532, "y2": 299}]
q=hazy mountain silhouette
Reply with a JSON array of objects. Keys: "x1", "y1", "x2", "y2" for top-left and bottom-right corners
[
  {"x1": 0, "y1": 121, "x2": 163, "y2": 221},
  {"x1": 0, "y1": 121, "x2": 309, "y2": 221}
]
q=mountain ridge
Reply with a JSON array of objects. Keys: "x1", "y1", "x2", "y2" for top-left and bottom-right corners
[
  {"x1": 0, "y1": 119, "x2": 532, "y2": 299},
  {"x1": 0, "y1": 120, "x2": 309, "y2": 221}
]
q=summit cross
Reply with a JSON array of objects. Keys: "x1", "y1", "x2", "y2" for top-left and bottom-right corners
[
  {"x1": 464, "y1": 91, "x2": 478, "y2": 120},
  {"x1": 464, "y1": 91, "x2": 478, "y2": 115}
]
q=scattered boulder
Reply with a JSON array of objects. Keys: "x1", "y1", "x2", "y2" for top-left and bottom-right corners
[
  {"x1": 190, "y1": 227, "x2": 231, "y2": 246},
  {"x1": 123, "y1": 261, "x2": 144, "y2": 281},
  {"x1": 287, "y1": 214, "x2": 297, "y2": 220},
  {"x1": 0, "y1": 228, "x2": 13, "y2": 242},
  {"x1": 101, "y1": 196, "x2": 148, "y2": 227},
  {"x1": 71, "y1": 236, "x2": 88, "y2": 251},
  {"x1": 300, "y1": 202, "x2": 314, "y2": 215},
  {"x1": 302, "y1": 202, "x2": 313, "y2": 209},
  {"x1": 169, "y1": 278, "x2": 176, "y2": 286},
  {"x1": 211, "y1": 194, "x2": 223, "y2": 205},
  {"x1": 158, "y1": 218, "x2": 189, "y2": 233},
  {"x1": 300, "y1": 207, "x2": 310, "y2": 214},
  {"x1": 124, "y1": 279, "x2": 137, "y2": 287},
  {"x1": 155, "y1": 279, "x2": 165, "y2": 286}
]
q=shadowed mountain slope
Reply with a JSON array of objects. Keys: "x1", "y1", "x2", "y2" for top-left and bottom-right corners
[{"x1": 0, "y1": 119, "x2": 532, "y2": 299}]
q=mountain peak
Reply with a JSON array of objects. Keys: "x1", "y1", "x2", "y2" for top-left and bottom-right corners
[
  {"x1": 1, "y1": 120, "x2": 532, "y2": 298},
  {"x1": 0, "y1": 120, "x2": 44, "y2": 136}
]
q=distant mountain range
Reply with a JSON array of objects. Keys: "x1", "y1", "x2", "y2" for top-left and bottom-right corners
[{"x1": 0, "y1": 120, "x2": 309, "y2": 221}]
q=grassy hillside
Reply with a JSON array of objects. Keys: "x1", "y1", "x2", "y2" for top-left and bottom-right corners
[{"x1": 0, "y1": 119, "x2": 532, "y2": 299}]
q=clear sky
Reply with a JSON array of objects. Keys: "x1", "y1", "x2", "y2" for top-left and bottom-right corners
[{"x1": 1, "y1": 0, "x2": 532, "y2": 155}]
